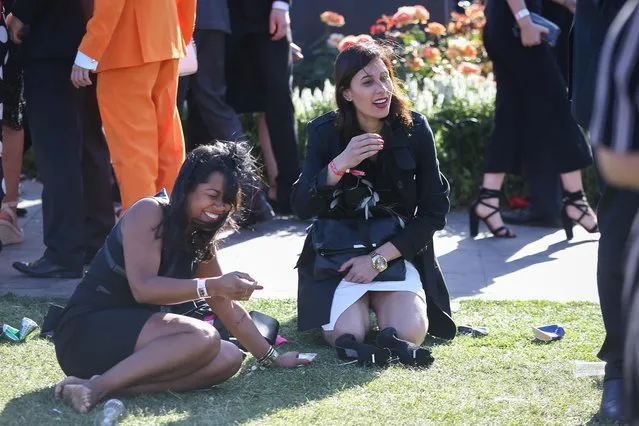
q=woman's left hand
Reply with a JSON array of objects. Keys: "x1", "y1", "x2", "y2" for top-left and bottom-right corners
[
  {"x1": 273, "y1": 352, "x2": 313, "y2": 368},
  {"x1": 339, "y1": 255, "x2": 377, "y2": 284}
]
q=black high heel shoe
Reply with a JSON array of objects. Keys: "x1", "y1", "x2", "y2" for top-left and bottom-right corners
[
  {"x1": 376, "y1": 327, "x2": 434, "y2": 367},
  {"x1": 469, "y1": 187, "x2": 516, "y2": 238},
  {"x1": 561, "y1": 189, "x2": 599, "y2": 241},
  {"x1": 334, "y1": 333, "x2": 391, "y2": 366}
]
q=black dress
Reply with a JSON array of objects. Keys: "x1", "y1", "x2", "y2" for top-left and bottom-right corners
[
  {"x1": 292, "y1": 111, "x2": 457, "y2": 340},
  {"x1": 482, "y1": 0, "x2": 592, "y2": 174},
  {"x1": 54, "y1": 192, "x2": 198, "y2": 379}
]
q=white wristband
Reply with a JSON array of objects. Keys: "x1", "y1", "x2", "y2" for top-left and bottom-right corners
[
  {"x1": 515, "y1": 8, "x2": 530, "y2": 21},
  {"x1": 196, "y1": 278, "x2": 210, "y2": 299}
]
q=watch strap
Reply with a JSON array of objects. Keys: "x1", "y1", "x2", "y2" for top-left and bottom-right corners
[{"x1": 196, "y1": 278, "x2": 210, "y2": 299}]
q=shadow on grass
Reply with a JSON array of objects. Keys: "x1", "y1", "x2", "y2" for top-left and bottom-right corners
[{"x1": 0, "y1": 317, "x2": 383, "y2": 425}]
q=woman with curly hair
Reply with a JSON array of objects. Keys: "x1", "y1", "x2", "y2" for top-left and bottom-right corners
[{"x1": 53, "y1": 142, "x2": 310, "y2": 414}]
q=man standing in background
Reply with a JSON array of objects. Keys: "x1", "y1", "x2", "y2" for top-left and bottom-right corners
[
  {"x1": 71, "y1": 0, "x2": 196, "y2": 212},
  {"x1": 572, "y1": 0, "x2": 638, "y2": 420},
  {"x1": 227, "y1": 0, "x2": 299, "y2": 215},
  {"x1": 8, "y1": 0, "x2": 114, "y2": 278}
]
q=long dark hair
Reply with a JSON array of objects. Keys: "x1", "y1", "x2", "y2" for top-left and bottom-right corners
[
  {"x1": 158, "y1": 142, "x2": 258, "y2": 262},
  {"x1": 334, "y1": 41, "x2": 413, "y2": 142}
]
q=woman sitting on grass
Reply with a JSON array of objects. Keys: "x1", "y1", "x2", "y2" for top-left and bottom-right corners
[
  {"x1": 292, "y1": 41, "x2": 456, "y2": 366},
  {"x1": 54, "y1": 142, "x2": 309, "y2": 413}
]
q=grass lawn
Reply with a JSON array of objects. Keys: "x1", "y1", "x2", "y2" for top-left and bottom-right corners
[{"x1": 0, "y1": 294, "x2": 613, "y2": 425}]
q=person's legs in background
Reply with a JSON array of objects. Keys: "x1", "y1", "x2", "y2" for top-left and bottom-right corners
[
  {"x1": 153, "y1": 59, "x2": 186, "y2": 195},
  {"x1": 13, "y1": 60, "x2": 87, "y2": 277},
  {"x1": 257, "y1": 113, "x2": 278, "y2": 203},
  {"x1": 98, "y1": 62, "x2": 166, "y2": 211},
  {"x1": 80, "y1": 75, "x2": 114, "y2": 264},
  {"x1": 256, "y1": 35, "x2": 299, "y2": 215}
]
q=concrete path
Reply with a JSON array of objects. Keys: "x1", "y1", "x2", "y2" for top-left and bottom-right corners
[{"x1": 0, "y1": 180, "x2": 600, "y2": 304}]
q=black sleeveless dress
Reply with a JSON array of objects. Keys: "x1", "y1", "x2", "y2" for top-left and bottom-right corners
[{"x1": 54, "y1": 191, "x2": 198, "y2": 379}]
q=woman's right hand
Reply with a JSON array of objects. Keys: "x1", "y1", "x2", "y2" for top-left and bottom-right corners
[
  {"x1": 333, "y1": 133, "x2": 384, "y2": 172},
  {"x1": 210, "y1": 272, "x2": 263, "y2": 301},
  {"x1": 519, "y1": 20, "x2": 549, "y2": 47}
]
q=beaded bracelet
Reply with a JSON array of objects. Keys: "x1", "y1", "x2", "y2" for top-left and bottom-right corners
[{"x1": 329, "y1": 160, "x2": 365, "y2": 177}]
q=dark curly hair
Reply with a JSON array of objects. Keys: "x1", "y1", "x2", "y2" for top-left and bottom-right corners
[
  {"x1": 334, "y1": 41, "x2": 413, "y2": 142},
  {"x1": 157, "y1": 142, "x2": 259, "y2": 263}
]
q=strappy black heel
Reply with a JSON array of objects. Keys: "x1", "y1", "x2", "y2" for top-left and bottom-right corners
[
  {"x1": 375, "y1": 327, "x2": 434, "y2": 367},
  {"x1": 561, "y1": 190, "x2": 599, "y2": 241},
  {"x1": 469, "y1": 187, "x2": 516, "y2": 238},
  {"x1": 334, "y1": 333, "x2": 391, "y2": 366}
]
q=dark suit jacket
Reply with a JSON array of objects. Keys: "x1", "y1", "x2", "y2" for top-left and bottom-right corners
[
  {"x1": 12, "y1": 0, "x2": 88, "y2": 61},
  {"x1": 572, "y1": 0, "x2": 626, "y2": 128},
  {"x1": 229, "y1": 0, "x2": 290, "y2": 34},
  {"x1": 197, "y1": 0, "x2": 230, "y2": 32},
  {"x1": 291, "y1": 111, "x2": 456, "y2": 340}
]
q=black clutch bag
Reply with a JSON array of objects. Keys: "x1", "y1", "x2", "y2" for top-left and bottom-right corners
[
  {"x1": 311, "y1": 216, "x2": 406, "y2": 282},
  {"x1": 512, "y1": 13, "x2": 561, "y2": 47}
]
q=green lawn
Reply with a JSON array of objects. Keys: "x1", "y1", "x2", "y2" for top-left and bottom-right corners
[{"x1": 0, "y1": 294, "x2": 614, "y2": 425}]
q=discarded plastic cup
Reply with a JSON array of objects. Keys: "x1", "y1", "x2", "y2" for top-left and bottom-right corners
[
  {"x1": 94, "y1": 399, "x2": 125, "y2": 426},
  {"x1": 19, "y1": 317, "x2": 39, "y2": 341},
  {"x1": 574, "y1": 361, "x2": 606, "y2": 378},
  {"x1": 1, "y1": 324, "x2": 20, "y2": 342}
]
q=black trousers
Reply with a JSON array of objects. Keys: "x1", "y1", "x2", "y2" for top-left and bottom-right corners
[
  {"x1": 596, "y1": 183, "x2": 639, "y2": 379},
  {"x1": 23, "y1": 60, "x2": 114, "y2": 269},
  {"x1": 624, "y1": 213, "x2": 639, "y2": 421},
  {"x1": 227, "y1": 33, "x2": 299, "y2": 210},
  {"x1": 177, "y1": 29, "x2": 242, "y2": 147}
]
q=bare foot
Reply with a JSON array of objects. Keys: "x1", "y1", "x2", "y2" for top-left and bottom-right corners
[
  {"x1": 55, "y1": 375, "x2": 99, "y2": 399},
  {"x1": 61, "y1": 380, "x2": 101, "y2": 413}
]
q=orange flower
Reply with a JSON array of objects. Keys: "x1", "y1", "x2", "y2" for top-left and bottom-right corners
[
  {"x1": 447, "y1": 21, "x2": 463, "y2": 34},
  {"x1": 465, "y1": 3, "x2": 485, "y2": 19},
  {"x1": 463, "y1": 44, "x2": 478, "y2": 58},
  {"x1": 370, "y1": 15, "x2": 394, "y2": 35},
  {"x1": 421, "y1": 46, "x2": 442, "y2": 63},
  {"x1": 407, "y1": 56, "x2": 425, "y2": 71},
  {"x1": 320, "y1": 11, "x2": 346, "y2": 27},
  {"x1": 426, "y1": 22, "x2": 446, "y2": 36},
  {"x1": 393, "y1": 6, "x2": 418, "y2": 27},
  {"x1": 337, "y1": 34, "x2": 374, "y2": 52},
  {"x1": 446, "y1": 37, "x2": 470, "y2": 59},
  {"x1": 414, "y1": 5, "x2": 430, "y2": 23},
  {"x1": 450, "y1": 11, "x2": 469, "y2": 23},
  {"x1": 458, "y1": 62, "x2": 482, "y2": 74}
]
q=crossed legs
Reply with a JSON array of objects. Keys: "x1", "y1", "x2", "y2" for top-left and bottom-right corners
[{"x1": 56, "y1": 313, "x2": 243, "y2": 413}]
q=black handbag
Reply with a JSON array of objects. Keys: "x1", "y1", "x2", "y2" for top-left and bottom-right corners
[{"x1": 311, "y1": 216, "x2": 406, "y2": 282}]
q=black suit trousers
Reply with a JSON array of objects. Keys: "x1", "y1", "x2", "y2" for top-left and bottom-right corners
[
  {"x1": 177, "y1": 29, "x2": 243, "y2": 147},
  {"x1": 596, "y1": 181, "x2": 639, "y2": 379},
  {"x1": 23, "y1": 60, "x2": 114, "y2": 269}
]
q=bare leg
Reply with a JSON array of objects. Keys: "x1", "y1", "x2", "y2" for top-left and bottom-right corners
[
  {"x1": 370, "y1": 291, "x2": 428, "y2": 345},
  {"x1": 323, "y1": 293, "x2": 371, "y2": 346},
  {"x1": 56, "y1": 313, "x2": 227, "y2": 413},
  {"x1": 0, "y1": 126, "x2": 25, "y2": 219},
  {"x1": 257, "y1": 113, "x2": 278, "y2": 201},
  {"x1": 474, "y1": 173, "x2": 509, "y2": 234},
  {"x1": 560, "y1": 170, "x2": 598, "y2": 230}
]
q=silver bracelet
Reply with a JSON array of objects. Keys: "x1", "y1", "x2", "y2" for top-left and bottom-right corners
[{"x1": 257, "y1": 346, "x2": 279, "y2": 368}]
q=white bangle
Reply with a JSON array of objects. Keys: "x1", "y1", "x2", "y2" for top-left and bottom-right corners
[
  {"x1": 515, "y1": 8, "x2": 530, "y2": 21},
  {"x1": 196, "y1": 278, "x2": 210, "y2": 299}
]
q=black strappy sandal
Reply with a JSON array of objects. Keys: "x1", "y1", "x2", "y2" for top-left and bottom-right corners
[
  {"x1": 375, "y1": 327, "x2": 434, "y2": 367},
  {"x1": 561, "y1": 189, "x2": 599, "y2": 241},
  {"x1": 469, "y1": 187, "x2": 516, "y2": 238},
  {"x1": 334, "y1": 333, "x2": 391, "y2": 366}
]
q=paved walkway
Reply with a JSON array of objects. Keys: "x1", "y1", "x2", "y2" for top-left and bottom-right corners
[{"x1": 0, "y1": 180, "x2": 600, "y2": 304}]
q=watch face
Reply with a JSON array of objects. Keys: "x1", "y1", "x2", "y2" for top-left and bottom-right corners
[{"x1": 373, "y1": 255, "x2": 387, "y2": 271}]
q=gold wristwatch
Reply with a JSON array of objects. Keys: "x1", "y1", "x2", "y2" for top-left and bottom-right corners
[{"x1": 370, "y1": 252, "x2": 388, "y2": 273}]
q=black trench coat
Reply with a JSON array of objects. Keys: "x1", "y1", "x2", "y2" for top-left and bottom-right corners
[{"x1": 291, "y1": 110, "x2": 457, "y2": 340}]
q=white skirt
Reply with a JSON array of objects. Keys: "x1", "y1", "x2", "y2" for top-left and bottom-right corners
[{"x1": 321, "y1": 261, "x2": 426, "y2": 331}]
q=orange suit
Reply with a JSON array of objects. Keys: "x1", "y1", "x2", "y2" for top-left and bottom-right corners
[{"x1": 79, "y1": 0, "x2": 196, "y2": 210}]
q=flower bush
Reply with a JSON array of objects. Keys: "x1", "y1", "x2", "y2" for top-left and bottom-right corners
[{"x1": 327, "y1": 3, "x2": 491, "y2": 81}]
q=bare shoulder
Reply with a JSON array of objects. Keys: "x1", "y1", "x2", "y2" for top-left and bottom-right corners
[{"x1": 120, "y1": 197, "x2": 164, "y2": 234}]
